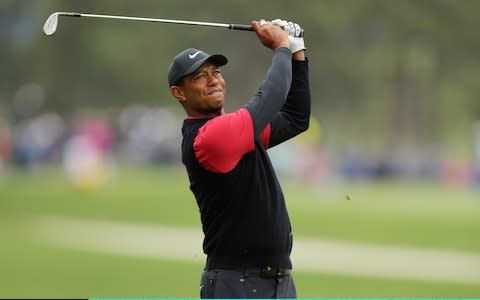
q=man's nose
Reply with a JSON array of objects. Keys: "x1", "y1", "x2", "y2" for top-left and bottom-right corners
[{"x1": 207, "y1": 73, "x2": 219, "y2": 85}]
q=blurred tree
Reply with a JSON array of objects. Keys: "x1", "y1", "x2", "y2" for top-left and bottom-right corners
[{"x1": 1, "y1": 0, "x2": 479, "y2": 157}]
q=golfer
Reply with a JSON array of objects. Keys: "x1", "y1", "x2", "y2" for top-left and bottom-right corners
[{"x1": 168, "y1": 19, "x2": 310, "y2": 298}]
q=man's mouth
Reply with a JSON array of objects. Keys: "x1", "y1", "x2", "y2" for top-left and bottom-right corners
[{"x1": 207, "y1": 89, "x2": 223, "y2": 96}]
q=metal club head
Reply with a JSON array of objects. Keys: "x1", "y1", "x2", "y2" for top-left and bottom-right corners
[{"x1": 43, "y1": 12, "x2": 59, "y2": 36}]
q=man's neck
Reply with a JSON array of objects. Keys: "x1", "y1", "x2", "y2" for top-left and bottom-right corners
[{"x1": 186, "y1": 109, "x2": 224, "y2": 119}]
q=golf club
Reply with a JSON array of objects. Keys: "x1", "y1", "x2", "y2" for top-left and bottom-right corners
[{"x1": 43, "y1": 12, "x2": 255, "y2": 36}]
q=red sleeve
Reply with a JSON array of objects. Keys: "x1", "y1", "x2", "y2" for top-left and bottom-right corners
[
  {"x1": 193, "y1": 108, "x2": 254, "y2": 173},
  {"x1": 259, "y1": 123, "x2": 271, "y2": 149}
]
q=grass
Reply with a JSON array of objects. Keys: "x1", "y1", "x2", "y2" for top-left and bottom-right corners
[
  {"x1": 285, "y1": 179, "x2": 480, "y2": 252},
  {"x1": 1, "y1": 165, "x2": 480, "y2": 297}
]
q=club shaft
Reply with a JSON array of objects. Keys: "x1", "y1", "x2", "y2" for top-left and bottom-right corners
[{"x1": 59, "y1": 12, "x2": 253, "y2": 31}]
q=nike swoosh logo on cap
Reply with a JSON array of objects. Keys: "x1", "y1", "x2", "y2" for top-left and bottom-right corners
[{"x1": 189, "y1": 51, "x2": 202, "y2": 59}]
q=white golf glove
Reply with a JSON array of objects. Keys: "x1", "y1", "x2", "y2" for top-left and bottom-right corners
[{"x1": 271, "y1": 19, "x2": 305, "y2": 53}]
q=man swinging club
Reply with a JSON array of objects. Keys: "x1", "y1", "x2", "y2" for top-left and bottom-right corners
[{"x1": 168, "y1": 18, "x2": 310, "y2": 298}]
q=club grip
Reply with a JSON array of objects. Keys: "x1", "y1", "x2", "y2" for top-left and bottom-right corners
[{"x1": 229, "y1": 24, "x2": 253, "y2": 31}]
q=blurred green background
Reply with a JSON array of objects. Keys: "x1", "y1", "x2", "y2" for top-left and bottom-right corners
[{"x1": 1, "y1": 0, "x2": 480, "y2": 298}]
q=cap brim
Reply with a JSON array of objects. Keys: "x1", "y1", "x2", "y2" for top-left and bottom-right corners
[
  {"x1": 206, "y1": 54, "x2": 228, "y2": 68},
  {"x1": 183, "y1": 54, "x2": 228, "y2": 79}
]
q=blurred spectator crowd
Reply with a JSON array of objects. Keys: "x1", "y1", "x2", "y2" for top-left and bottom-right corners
[
  {"x1": 0, "y1": 105, "x2": 182, "y2": 169},
  {"x1": 0, "y1": 93, "x2": 479, "y2": 189}
]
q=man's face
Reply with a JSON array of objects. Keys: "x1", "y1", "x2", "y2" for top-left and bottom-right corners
[{"x1": 172, "y1": 62, "x2": 226, "y2": 117}]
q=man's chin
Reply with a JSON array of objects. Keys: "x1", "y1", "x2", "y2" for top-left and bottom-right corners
[{"x1": 211, "y1": 96, "x2": 224, "y2": 106}]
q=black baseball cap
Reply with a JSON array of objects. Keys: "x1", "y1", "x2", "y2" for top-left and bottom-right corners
[{"x1": 167, "y1": 48, "x2": 228, "y2": 87}]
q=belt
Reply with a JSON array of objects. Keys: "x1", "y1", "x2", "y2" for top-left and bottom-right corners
[{"x1": 244, "y1": 266, "x2": 291, "y2": 278}]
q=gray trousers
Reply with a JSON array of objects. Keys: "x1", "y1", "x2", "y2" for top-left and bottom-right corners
[{"x1": 200, "y1": 269, "x2": 297, "y2": 298}]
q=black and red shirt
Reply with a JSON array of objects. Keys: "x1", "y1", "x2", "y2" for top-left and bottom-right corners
[{"x1": 181, "y1": 48, "x2": 310, "y2": 269}]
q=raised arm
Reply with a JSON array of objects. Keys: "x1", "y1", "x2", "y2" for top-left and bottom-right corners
[
  {"x1": 192, "y1": 20, "x2": 294, "y2": 173},
  {"x1": 258, "y1": 19, "x2": 310, "y2": 148},
  {"x1": 267, "y1": 56, "x2": 310, "y2": 148}
]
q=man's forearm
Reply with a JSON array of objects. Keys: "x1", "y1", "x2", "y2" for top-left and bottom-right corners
[
  {"x1": 244, "y1": 47, "x2": 292, "y2": 138},
  {"x1": 283, "y1": 59, "x2": 310, "y2": 127},
  {"x1": 268, "y1": 58, "x2": 311, "y2": 147}
]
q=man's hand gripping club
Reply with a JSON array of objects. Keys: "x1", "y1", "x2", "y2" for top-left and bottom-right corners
[
  {"x1": 271, "y1": 19, "x2": 306, "y2": 54},
  {"x1": 251, "y1": 19, "x2": 290, "y2": 50}
]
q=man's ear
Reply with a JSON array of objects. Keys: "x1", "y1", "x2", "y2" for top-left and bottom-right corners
[{"x1": 170, "y1": 86, "x2": 186, "y2": 104}]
